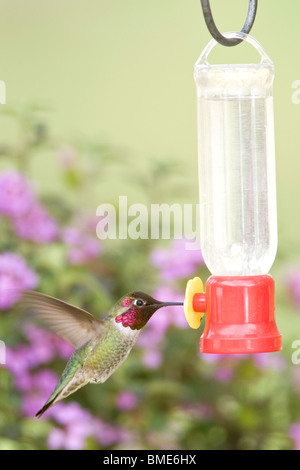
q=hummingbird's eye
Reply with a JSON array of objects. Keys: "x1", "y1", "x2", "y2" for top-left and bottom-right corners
[{"x1": 134, "y1": 299, "x2": 144, "y2": 307}]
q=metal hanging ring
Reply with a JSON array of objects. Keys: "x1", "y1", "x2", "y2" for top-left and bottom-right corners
[{"x1": 200, "y1": 0, "x2": 258, "y2": 47}]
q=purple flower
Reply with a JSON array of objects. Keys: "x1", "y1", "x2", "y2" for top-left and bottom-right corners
[
  {"x1": 0, "y1": 170, "x2": 35, "y2": 217},
  {"x1": 290, "y1": 423, "x2": 300, "y2": 450},
  {"x1": 14, "y1": 369, "x2": 33, "y2": 392},
  {"x1": 32, "y1": 369, "x2": 59, "y2": 395},
  {"x1": 5, "y1": 326, "x2": 72, "y2": 408},
  {"x1": 49, "y1": 403, "x2": 120, "y2": 450},
  {"x1": 0, "y1": 169, "x2": 59, "y2": 243},
  {"x1": 48, "y1": 425, "x2": 88, "y2": 450},
  {"x1": 23, "y1": 326, "x2": 73, "y2": 365},
  {"x1": 0, "y1": 252, "x2": 39, "y2": 309},
  {"x1": 47, "y1": 428, "x2": 67, "y2": 450},
  {"x1": 22, "y1": 392, "x2": 49, "y2": 417},
  {"x1": 21, "y1": 372, "x2": 58, "y2": 418},
  {"x1": 201, "y1": 353, "x2": 248, "y2": 383},
  {"x1": 5, "y1": 325, "x2": 74, "y2": 419},
  {"x1": 142, "y1": 349, "x2": 163, "y2": 369},
  {"x1": 213, "y1": 366, "x2": 235, "y2": 382},
  {"x1": 48, "y1": 402, "x2": 129, "y2": 449},
  {"x1": 13, "y1": 203, "x2": 58, "y2": 243},
  {"x1": 62, "y1": 226, "x2": 101, "y2": 265},
  {"x1": 50, "y1": 402, "x2": 91, "y2": 426},
  {"x1": 93, "y1": 420, "x2": 129, "y2": 447},
  {"x1": 252, "y1": 353, "x2": 286, "y2": 371},
  {"x1": 5, "y1": 347, "x2": 31, "y2": 376},
  {"x1": 47, "y1": 402, "x2": 94, "y2": 448},
  {"x1": 116, "y1": 390, "x2": 138, "y2": 411},
  {"x1": 201, "y1": 353, "x2": 248, "y2": 364},
  {"x1": 286, "y1": 268, "x2": 300, "y2": 308},
  {"x1": 150, "y1": 238, "x2": 204, "y2": 282}
]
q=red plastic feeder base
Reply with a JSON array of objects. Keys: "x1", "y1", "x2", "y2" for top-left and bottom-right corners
[{"x1": 199, "y1": 275, "x2": 282, "y2": 354}]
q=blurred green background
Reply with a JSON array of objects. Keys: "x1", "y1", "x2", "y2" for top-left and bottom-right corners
[
  {"x1": 1, "y1": 0, "x2": 300, "y2": 450},
  {"x1": 0, "y1": 0, "x2": 299, "y2": 249},
  {"x1": 0, "y1": 0, "x2": 298, "y2": 219},
  {"x1": 0, "y1": 0, "x2": 297, "y2": 208}
]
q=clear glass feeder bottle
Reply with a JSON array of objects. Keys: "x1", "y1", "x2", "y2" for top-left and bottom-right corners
[
  {"x1": 194, "y1": 33, "x2": 277, "y2": 276},
  {"x1": 184, "y1": 32, "x2": 282, "y2": 354}
]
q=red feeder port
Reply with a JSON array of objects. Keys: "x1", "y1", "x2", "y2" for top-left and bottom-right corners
[{"x1": 199, "y1": 275, "x2": 282, "y2": 354}]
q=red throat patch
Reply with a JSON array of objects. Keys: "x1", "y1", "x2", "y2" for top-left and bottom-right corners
[{"x1": 115, "y1": 307, "x2": 138, "y2": 330}]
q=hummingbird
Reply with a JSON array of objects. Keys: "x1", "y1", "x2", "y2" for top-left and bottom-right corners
[{"x1": 21, "y1": 290, "x2": 183, "y2": 417}]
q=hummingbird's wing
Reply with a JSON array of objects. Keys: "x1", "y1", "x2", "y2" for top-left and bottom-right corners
[{"x1": 21, "y1": 290, "x2": 105, "y2": 349}]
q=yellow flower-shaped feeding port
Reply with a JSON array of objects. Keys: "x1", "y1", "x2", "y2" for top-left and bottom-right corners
[{"x1": 184, "y1": 277, "x2": 205, "y2": 329}]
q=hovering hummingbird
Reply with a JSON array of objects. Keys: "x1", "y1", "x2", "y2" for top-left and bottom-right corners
[{"x1": 21, "y1": 290, "x2": 183, "y2": 417}]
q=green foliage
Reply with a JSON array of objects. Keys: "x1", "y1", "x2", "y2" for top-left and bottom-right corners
[{"x1": 0, "y1": 107, "x2": 299, "y2": 450}]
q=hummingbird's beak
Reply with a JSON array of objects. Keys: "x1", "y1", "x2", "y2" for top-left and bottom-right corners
[{"x1": 155, "y1": 301, "x2": 183, "y2": 308}]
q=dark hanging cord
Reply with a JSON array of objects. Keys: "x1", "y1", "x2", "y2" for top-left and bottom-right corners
[{"x1": 200, "y1": 0, "x2": 258, "y2": 47}]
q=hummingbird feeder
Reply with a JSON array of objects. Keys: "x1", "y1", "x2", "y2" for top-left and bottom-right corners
[{"x1": 184, "y1": 1, "x2": 282, "y2": 353}]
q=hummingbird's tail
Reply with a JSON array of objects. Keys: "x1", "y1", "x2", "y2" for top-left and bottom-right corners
[
  {"x1": 35, "y1": 370, "x2": 88, "y2": 418},
  {"x1": 36, "y1": 397, "x2": 57, "y2": 418},
  {"x1": 35, "y1": 381, "x2": 69, "y2": 418},
  {"x1": 35, "y1": 348, "x2": 90, "y2": 417}
]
